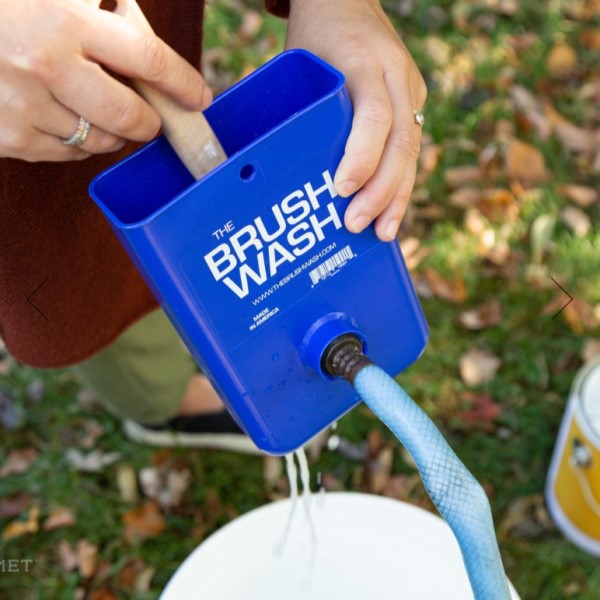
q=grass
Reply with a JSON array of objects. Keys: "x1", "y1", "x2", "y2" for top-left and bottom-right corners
[{"x1": 1, "y1": 1, "x2": 599, "y2": 598}]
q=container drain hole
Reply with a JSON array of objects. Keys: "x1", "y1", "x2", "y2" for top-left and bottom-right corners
[{"x1": 240, "y1": 164, "x2": 255, "y2": 181}]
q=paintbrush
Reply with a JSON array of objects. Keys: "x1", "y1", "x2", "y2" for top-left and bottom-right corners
[{"x1": 96, "y1": 0, "x2": 227, "y2": 179}]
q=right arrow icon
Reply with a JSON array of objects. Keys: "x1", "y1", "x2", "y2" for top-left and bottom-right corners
[{"x1": 551, "y1": 277, "x2": 574, "y2": 320}]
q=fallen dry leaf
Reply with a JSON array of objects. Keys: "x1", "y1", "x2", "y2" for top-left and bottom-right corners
[
  {"x1": 0, "y1": 447, "x2": 38, "y2": 477},
  {"x1": 458, "y1": 299, "x2": 503, "y2": 330},
  {"x1": 464, "y1": 207, "x2": 488, "y2": 236},
  {"x1": 459, "y1": 348, "x2": 502, "y2": 386},
  {"x1": 530, "y1": 213, "x2": 556, "y2": 264},
  {"x1": 117, "y1": 559, "x2": 155, "y2": 594},
  {"x1": 0, "y1": 353, "x2": 14, "y2": 377},
  {"x1": 494, "y1": 120, "x2": 516, "y2": 144},
  {"x1": 0, "y1": 493, "x2": 30, "y2": 519},
  {"x1": 43, "y1": 507, "x2": 76, "y2": 532},
  {"x1": 1, "y1": 504, "x2": 40, "y2": 540},
  {"x1": 367, "y1": 429, "x2": 385, "y2": 455},
  {"x1": 116, "y1": 464, "x2": 139, "y2": 505},
  {"x1": 449, "y1": 186, "x2": 482, "y2": 209},
  {"x1": 579, "y1": 80, "x2": 600, "y2": 103},
  {"x1": 413, "y1": 204, "x2": 445, "y2": 222},
  {"x1": 456, "y1": 392, "x2": 503, "y2": 427},
  {"x1": 366, "y1": 446, "x2": 394, "y2": 494},
  {"x1": 545, "y1": 42, "x2": 578, "y2": 78},
  {"x1": 263, "y1": 455, "x2": 283, "y2": 490},
  {"x1": 382, "y1": 473, "x2": 423, "y2": 502},
  {"x1": 150, "y1": 448, "x2": 174, "y2": 469},
  {"x1": 478, "y1": 233, "x2": 512, "y2": 267},
  {"x1": 559, "y1": 184, "x2": 598, "y2": 208},
  {"x1": 555, "y1": 121, "x2": 599, "y2": 154},
  {"x1": 123, "y1": 500, "x2": 166, "y2": 543},
  {"x1": 564, "y1": 0, "x2": 600, "y2": 20},
  {"x1": 479, "y1": 0, "x2": 519, "y2": 15},
  {"x1": 237, "y1": 10, "x2": 262, "y2": 39},
  {"x1": 479, "y1": 188, "x2": 519, "y2": 223},
  {"x1": 499, "y1": 494, "x2": 554, "y2": 540},
  {"x1": 444, "y1": 165, "x2": 483, "y2": 189},
  {"x1": 593, "y1": 149, "x2": 600, "y2": 174},
  {"x1": 80, "y1": 420, "x2": 105, "y2": 449},
  {"x1": 399, "y1": 237, "x2": 432, "y2": 271},
  {"x1": 139, "y1": 466, "x2": 191, "y2": 511},
  {"x1": 418, "y1": 138, "x2": 442, "y2": 175},
  {"x1": 544, "y1": 296, "x2": 599, "y2": 333},
  {"x1": 560, "y1": 206, "x2": 592, "y2": 237},
  {"x1": 136, "y1": 566, "x2": 156, "y2": 593},
  {"x1": 58, "y1": 540, "x2": 78, "y2": 572},
  {"x1": 510, "y1": 85, "x2": 552, "y2": 139},
  {"x1": 76, "y1": 387, "x2": 97, "y2": 410},
  {"x1": 65, "y1": 449, "x2": 121, "y2": 473},
  {"x1": 423, "y1": 35, "x2": 452, "y2": 67},
  {"x1": 581, "y1": 339, "x2": 600, "y2": 363},
  {"x1": 58, "y1": 539, "x2": 98, "y2": 578},
  {"x1": 399, "y1": 445, "x2": 418, "y2": 470},
  {"x1": 505, "y1": 139, "x2": 548, "y2": 184},
  {"x1": 319, "y1": 472, "x2": 344, "y2": 492},
  {"x1": 25, "y1": 380, "x2": 46, "y2": 404},
  {"x1": 432, "y1": 49, "x2": 476, "y2": 96},
  {"x1": 562, "y1": 582, "x2": 583, "y2": 598},
  {"x1": 507, "y1": 32, "x2": 539, "y2": 52},
  {"x1": 563, "y1": 299, "x2": 600, "y2": 334},
  {"x1": 76, "y1": 539, "x2": 98, "y2": 578},
  {"x1": 305, "y1": 428, "x2": 330, "y2": 462},
  {"x1": 422, "y1": 267, "x2": 467, "y2": 303},
  {"x1": 581, "y1": 29, "x2": 600, "y2": 50},
  {"x1": 88, "y1": 590, "x2": 119, "y2": 600},
  {"x1": 411, "y1": 273, "x2": 435, "y2": 299}
]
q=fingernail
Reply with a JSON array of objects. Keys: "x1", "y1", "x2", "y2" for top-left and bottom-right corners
[
  {"x1": 336, "y1": 180, "x2": 358, "y2": 198},
  {"x1": 384, "y1": 220, "x2": 400, "y2": 241},
  {"x1": 201, "y1": 86, "x2": 213, "y2": 109},
  {"x1": 348, "y1": 214, "x2": 370, "y2": 233}
]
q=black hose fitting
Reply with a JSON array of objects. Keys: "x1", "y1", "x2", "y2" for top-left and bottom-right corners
[{"x1": 322, "y1": 334, "x2": 372, "y2": 384}]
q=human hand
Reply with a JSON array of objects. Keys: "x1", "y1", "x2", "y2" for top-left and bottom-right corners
[
  {"x1": 286, "y1": 0, "x2": 427, "y2": 241},
  {"x1": 0, "y1": 0, "x2": 211, "y2": 162}
]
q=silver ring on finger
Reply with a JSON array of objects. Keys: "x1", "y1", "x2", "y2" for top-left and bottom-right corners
[
  {"x1": 62, "y1": 116, "x2": 91, "y2": 146},
  {"x1": 413, "y1": 109, "x2": 425, "y2": 126}
]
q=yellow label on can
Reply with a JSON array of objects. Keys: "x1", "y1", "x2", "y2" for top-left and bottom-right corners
[{"x1": 554, "y1": 413, "x2": 600, "y2": 539}]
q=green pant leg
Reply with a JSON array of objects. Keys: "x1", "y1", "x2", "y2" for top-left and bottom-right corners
[{"x1": 73, "y1": 309, "x2": 197, "y2": 424}]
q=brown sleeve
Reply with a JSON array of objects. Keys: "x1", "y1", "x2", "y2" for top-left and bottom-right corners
[
  {"x1": 265, "y1": 0, "x2": 290, "y2": 18},
  {"x1": 0, "y1": 0, "x2": 204, "y2": 368}
]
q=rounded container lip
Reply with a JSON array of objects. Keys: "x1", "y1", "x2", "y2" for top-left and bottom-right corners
[
  {"x1": 89, "y1": 49, "x2": 347, "y2": 231},
  {"x1": 578, "y1": 355, "x2": 600, "y2": 444},
  {"x1": 160, "y1": 491, "x2": 520, "y2": 600}
]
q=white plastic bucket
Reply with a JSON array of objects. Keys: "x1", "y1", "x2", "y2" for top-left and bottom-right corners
[{"x1": 161, "y1": 492, "x2": 520, "y2": 599}]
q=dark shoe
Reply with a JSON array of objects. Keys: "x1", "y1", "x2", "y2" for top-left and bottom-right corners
[{"x1": 123, "y1": 410, "x2": 262, "y2": 454}]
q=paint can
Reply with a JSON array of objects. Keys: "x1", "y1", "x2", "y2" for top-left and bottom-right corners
[
  {"x1": 546, "y1": 356, "x2": 600, "y2": 555},
  {"x1": 160, "y1": 492, "x2": 520, "y2": 599}
]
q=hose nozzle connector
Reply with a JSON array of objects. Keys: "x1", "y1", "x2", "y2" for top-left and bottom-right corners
[{"x1": 322, "y1": 334, "x2": 372, "y2": 384}]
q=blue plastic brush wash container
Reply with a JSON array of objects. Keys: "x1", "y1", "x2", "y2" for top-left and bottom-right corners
[{"x1": 89, "y1": 49, "x2": 428, "y2": 455}]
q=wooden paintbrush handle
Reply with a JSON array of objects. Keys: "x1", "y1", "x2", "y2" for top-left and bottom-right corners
[
  {"x1": 117, "y1": 0, "x2": 227, "y2": 179},
  {"x1": 133, "y1": 81, "x2": 227, "y2": 180}
]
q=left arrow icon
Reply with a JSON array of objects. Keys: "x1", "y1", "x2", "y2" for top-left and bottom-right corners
[{"x1": 27, "y1": 279, "x2": 49, "y2": 321}]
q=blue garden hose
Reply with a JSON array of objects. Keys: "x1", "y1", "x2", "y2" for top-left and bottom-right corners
[{"x1": 324, "y1": 337, "x2": 511, "y2": 600}]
